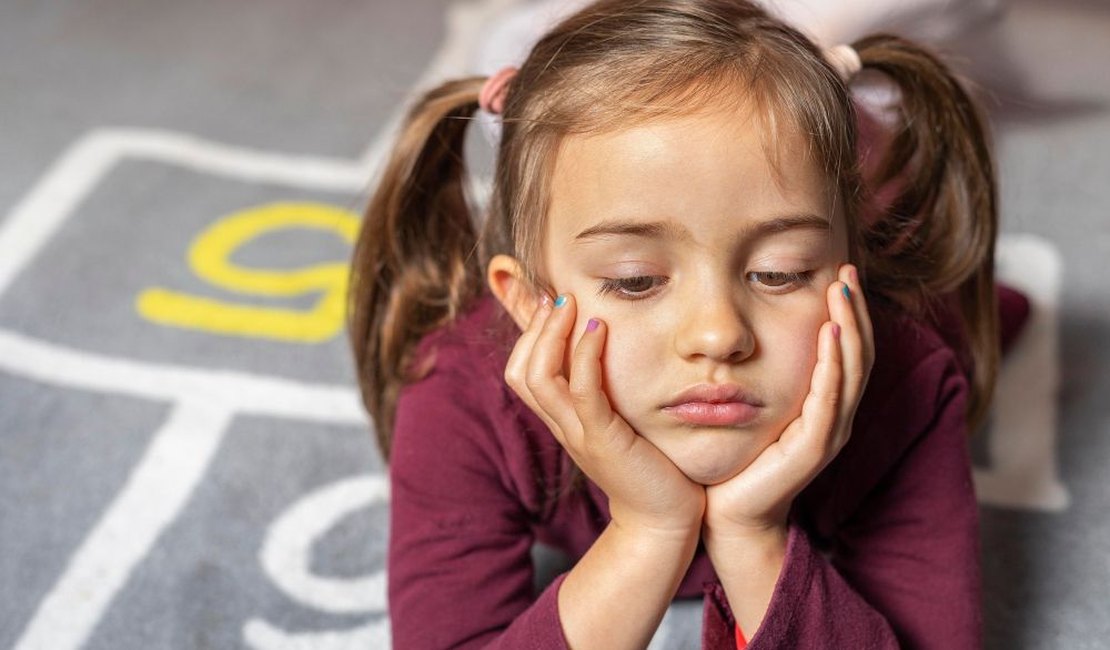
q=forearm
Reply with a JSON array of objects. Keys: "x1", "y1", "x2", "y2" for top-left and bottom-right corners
[
  {"x1": 558, "y1": 520, "x2": 700, "y2": 650},
  {"x1": 703, "y1": 525, "x2": 788, "y2": 639}
]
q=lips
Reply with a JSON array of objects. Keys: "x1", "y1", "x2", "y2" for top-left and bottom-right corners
[{"x1": 661, "y1": 384, "x2": 762, "y2": 427}]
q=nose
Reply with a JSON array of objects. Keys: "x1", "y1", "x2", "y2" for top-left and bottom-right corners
[{"x1": 673, "y1": 287, "x2": 755, "y2": 364}]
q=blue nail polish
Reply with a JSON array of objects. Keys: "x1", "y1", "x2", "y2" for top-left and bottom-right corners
[
  {"x1": 554, "y1": 295, "x2": 567, "y2": 308},
  {"x1": 841, "y1": 285, "x2": 851, "y2": 301}
]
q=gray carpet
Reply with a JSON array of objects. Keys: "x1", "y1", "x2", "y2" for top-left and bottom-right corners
[{"x1": 1, "y1": 1, "x2": 1108, "y2": 648}]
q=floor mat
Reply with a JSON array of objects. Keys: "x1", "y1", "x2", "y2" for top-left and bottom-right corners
[{"x1": 1, "y1": 1, "x2": 1108, "y2": 648}]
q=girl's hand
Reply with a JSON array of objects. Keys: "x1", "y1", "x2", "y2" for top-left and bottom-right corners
[
  {"x1": 505, "y1": 293, "x2": 705, "y2": 538},
  {"x1": 703, "y1": 263, "x2": 875, "y2": 538}
]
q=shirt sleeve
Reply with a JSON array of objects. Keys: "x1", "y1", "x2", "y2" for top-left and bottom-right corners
[
  {"x1": 702, "y1": 348, "x2": 981, "y2": 649},
  {"x1": 387, "y1": 357, "x2": 570, "y2": 649}
]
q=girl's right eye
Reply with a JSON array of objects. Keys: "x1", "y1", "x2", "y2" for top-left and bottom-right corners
[{"x1": 597, "y1": 275, "x2": 669, "y2": 300}]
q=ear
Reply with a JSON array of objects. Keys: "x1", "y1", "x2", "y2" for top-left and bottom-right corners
[{"x1": 487, "y1": 254, "x2": 544, "y2": 331}]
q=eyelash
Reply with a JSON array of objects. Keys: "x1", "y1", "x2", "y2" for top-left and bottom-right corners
[{"x1": 597, "y1": 271, "x2": 816, "y2": 300}]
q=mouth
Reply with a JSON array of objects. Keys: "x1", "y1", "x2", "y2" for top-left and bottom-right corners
[{"x1": 661, "y1": 384, "x2": 763, "y2": 427}]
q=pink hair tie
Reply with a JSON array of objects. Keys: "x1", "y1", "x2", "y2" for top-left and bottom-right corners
[
  {"x1": 479, "y1": 65, "x2": 519, "y2": 115},
  {"x1": 824, "y1": 44, "x2": 862, "y2": 82}
]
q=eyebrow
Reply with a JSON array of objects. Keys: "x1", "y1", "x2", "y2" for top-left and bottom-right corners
[{"x1": 572, "y1": 213, "x2": 830, "y2": 243}]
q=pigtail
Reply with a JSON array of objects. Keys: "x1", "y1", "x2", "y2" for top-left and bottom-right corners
[
  {"x1": 348, "y1": 77, "x2": 487, "y2": 459},
  {"x1": 852, "y1": 34, "x2": 999, "y2": 434}
]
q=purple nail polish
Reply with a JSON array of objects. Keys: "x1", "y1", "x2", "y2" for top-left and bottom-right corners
[
  {"x1": 586, "y1": 318, "x2": 599, "y2": 332},
  {"x1": 832, "y1": 323, "x2": 841, "y2": 340}
]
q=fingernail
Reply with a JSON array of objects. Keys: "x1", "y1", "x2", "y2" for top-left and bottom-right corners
[
  {"x1": 841, "y1": 284, "x2": 851, "y2": 301},
  {"x1": 849, "y1": 266, "x2": 858, "y2": 285},
  {"x1": 554, "y1": 294, "x2": 567, "y2": 308},
  {"x1": 586, "y1": 318, "x2": 599, "y2": 332},
  {"x1": 540, "y1": 294, "x2": 552, "y2": 308},
  {"x1": 832, "y1": 323, "x2": 841, "y2": 340}
]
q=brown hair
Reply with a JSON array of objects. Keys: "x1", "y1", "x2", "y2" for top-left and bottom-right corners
[
  {"x1": 853, "y1": 34, "x2": 999, "y2": 432},
  {"x1": 348, "y1": 0, "x2": 999, "y2": 460}
]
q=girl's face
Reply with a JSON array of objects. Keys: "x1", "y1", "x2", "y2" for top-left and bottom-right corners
[{"x1": 541, "y1": 107, "x2": 848, "y2": 485}]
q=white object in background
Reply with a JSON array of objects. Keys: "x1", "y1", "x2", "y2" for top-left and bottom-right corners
[
  {"x1": 764, "y1": 0, "x2": 1005, "y2": 47},
  {"x1": 470, "y1": 0, "x2": 1006, "y2": 147},
  {"x1": 974, "y1": 234, "x2": 1069, "y2": 512}
]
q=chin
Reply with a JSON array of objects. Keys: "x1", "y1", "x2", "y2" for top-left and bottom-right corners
[
  {"x1": 673, "y1": 452, "x2": 750, "y2": 486},
  {"x1": 646, "y1": 427, "x2": 774, "y2": 486},
  {"x1": 632, "y1": 416, "x2": 779, "y2": 486}
]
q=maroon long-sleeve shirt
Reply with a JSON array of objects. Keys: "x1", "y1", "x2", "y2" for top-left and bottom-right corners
[{"x1": 387, "y1": 290, "x2": 995, "y2": 649}]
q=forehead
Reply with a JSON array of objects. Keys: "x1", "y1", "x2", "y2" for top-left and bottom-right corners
[{"x1": 546, "y1": 107, "x2": 831, "y2": 245}]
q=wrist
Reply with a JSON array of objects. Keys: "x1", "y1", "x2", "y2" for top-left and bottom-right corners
[
  {"x1": 703, "y1": 512, "x2": 787, "y2": 543},
  {"x1": 558, "y1": 517, "x2": 700, "y2": 650},
  {"x1": 705, "y1": 526, "x2": 788, "y2": 642},
  {"x1": 610, "y1": 513, "x2": 703, "y2": 551},
  {"x1": 609, "y1": 497, "x2": 705, "y2": 545},
  {"x1": 703, "y1": 522, "x2": 788, "y2": 575}
]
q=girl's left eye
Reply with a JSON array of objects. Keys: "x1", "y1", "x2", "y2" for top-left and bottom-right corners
[
  {"x1": 597, "y1": 275, "x2": 668, "y2": 300},
  {"x1": 746, "y1": 270, "x2": 816, "y2": 291}
]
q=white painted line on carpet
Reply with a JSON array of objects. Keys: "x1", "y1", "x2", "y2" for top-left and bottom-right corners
[
  {"x1": 0, "y1": 329, "x2": 364, "y2": 423},
  {"x1": 0, "y1": 130, "x2": 366, "y2": 301},
  {"x1": 2, "y1": 2, "x2": 524, "y2": 648},
  {"x1": 259, "y1": 475, "x2": 389, "y2": 614},
  {"x1": 13, "y1": 402, "x2": 233, "y2": 650},
  {"x1": 243, "y1": 616, "x2": 390, "y2": 650}
]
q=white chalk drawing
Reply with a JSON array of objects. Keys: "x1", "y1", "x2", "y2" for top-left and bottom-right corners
[{"x1": 244, "y1": 475, "x2": 391, "y2": 649}]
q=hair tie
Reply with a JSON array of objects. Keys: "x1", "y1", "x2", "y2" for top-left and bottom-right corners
[
  {"x1": 824, "y1": 44, "x2": 861, "y2": 82},
  {"x1": 479, "y1": 66, "x2": 519, "y2": 115}
]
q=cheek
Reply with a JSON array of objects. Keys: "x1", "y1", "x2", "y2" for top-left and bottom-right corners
[
  {"x1": 572, "y1": 303, "x2": 653, "y2": 417},
  {"x1": 599, "y1": 330, "x2": 643, "y2": 412},
  {"x1": 557, "y1": 294, "x2": 628, "y2": 389},
  {"x1": 762, "y1": 303, "x2": 827, "y2": 406}
]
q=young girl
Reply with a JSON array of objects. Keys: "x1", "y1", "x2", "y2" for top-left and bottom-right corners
[{"x1": 349, "y1": 1, "x2": 1028, "y2": 647}]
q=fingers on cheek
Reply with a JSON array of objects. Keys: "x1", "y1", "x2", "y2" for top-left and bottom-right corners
[
  {"x1": 816, "y1": 324, "x2": 844, "y2": 440},
  {"x1": 570, "y1": 318, "x2": 604, "y2": 387},
  {"x1": 802, "y1": 321, "x2": 842, "y2": 442},
  {"x1": 506, "y1": 332, "x2": 536, "y2": 394},
  {"x1": 836, "y1": 265, "x2": 873, "y2": 378},
  {"x1": 823, "y1": 319, "x2": 842, "y2": 373},
  {"x1": 531, "y1": 296, "x2": 572, "y2": 372},
  {"x1": 840, "y1": 264, "x2": 873, "y2": 344},
  {"x1": 852, "y1": 295, "x2": 876, "y2": 376},
  {"x1": 808, "y1": 320, "x2": 838, "y2": 390},
  {"x1": 826, "y1": 280, "x2": 864, "y2": 382},
  {"x1": 829, "y1": 278, "x2": 853, "y2": 324},
  {"x1": 570, "y1": 318, "x2": 617, "y2": 438}
]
